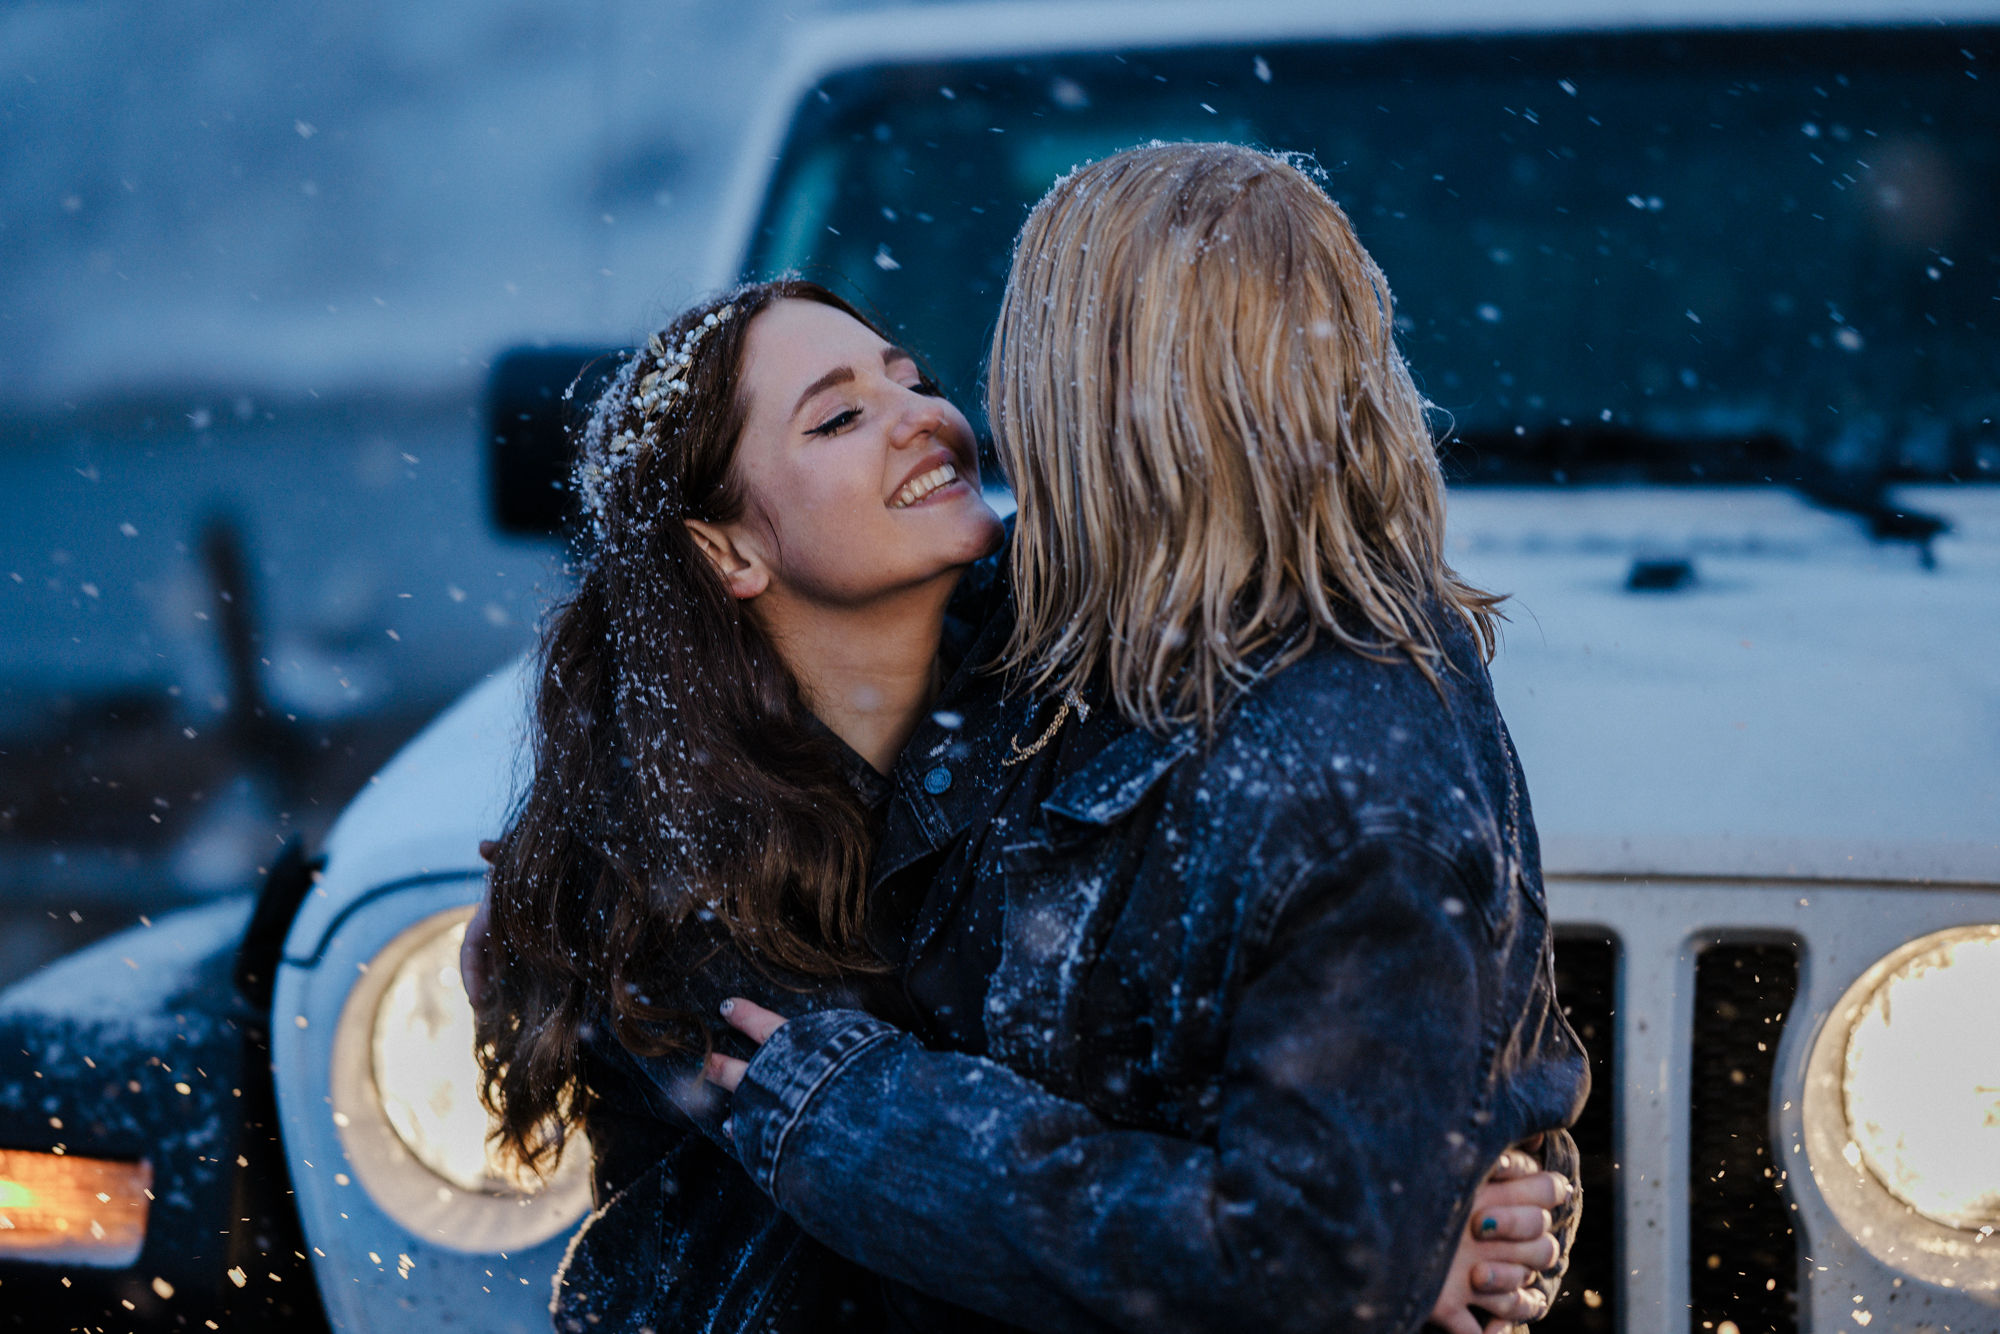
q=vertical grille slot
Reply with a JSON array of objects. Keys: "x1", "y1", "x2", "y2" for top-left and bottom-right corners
[
  {"x1": 1688, "y1": 942, "x2": 1799, "y2": 1334},
  {"x1": 1544, "y1": 933, "x2": 1618, "y2": 1334}
]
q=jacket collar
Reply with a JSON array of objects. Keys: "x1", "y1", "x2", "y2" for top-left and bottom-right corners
[
  {"x1": 871, "y1": 583, "x2": 1037, "y2": 886},
  {"x1": 1040, "y1": 627, "x2": 1320, "y2": 827},
  {"x1": 1039, "y1": 713, "x2": 1198, "y2": 827},
  {"x1": 880, "y1": 682, "x2": 1199, "y2": 878}
]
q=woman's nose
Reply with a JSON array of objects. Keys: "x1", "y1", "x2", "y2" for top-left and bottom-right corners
[{"x1": 890, "y1": 386, "x2": 950, "y2": 447}]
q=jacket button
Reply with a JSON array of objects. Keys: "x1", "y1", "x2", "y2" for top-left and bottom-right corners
[{"x1": 923, "y1": 765, "x2": 953, "y2": 795}]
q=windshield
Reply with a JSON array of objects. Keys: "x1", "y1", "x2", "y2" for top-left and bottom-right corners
[{"x1": 747, "y1": 25, "x2": 1996, "y2": 486}]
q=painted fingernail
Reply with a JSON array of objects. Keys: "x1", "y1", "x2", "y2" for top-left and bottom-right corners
[
  {"x1": 1479, "y1": 1216, "x2": 1499, "y2": 1236},
  {"x1": 722, "y1": 1117, "x2": 734, "y2": 1140},
  {"x1": 720, "y1": 999, "x2": 736, "y2": 1016}
]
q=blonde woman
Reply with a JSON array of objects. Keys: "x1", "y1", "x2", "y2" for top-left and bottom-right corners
[
  {"x1": 467, "y1": 274, "x2": 1560, "y2": 1332},
  {"x1": 705, "y1": 142, "x2": 1587, "y2": 1334}
]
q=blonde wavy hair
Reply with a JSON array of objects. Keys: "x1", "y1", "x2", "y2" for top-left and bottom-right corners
[{"x1": 989, "y1": 141, "x2": 1502, "y2": 734}]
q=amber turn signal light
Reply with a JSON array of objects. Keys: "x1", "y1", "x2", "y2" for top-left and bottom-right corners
[{"x1": 0, "y1": 1148, "x2": 152, "y2": 1267}]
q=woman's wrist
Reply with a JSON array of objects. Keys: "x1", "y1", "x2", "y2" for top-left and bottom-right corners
[{"x1": 726, "y1": 1008, "x2": 897, "y2": 1195}]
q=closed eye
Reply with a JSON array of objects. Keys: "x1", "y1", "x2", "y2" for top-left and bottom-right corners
[{"x1": 807, "y1": 406, "x2": 861, "y2": 437}]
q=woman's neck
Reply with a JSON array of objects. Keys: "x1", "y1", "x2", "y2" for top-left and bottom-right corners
[{"x1": 757, "y1": 577, "x2": 955, "y2": 774}]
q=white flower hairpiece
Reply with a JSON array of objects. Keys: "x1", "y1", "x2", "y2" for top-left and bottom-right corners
[{"x1": 576, "y1": 303, "x2": 738, "y2": 536}]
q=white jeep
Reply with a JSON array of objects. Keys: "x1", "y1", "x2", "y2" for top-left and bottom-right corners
[{"x1": 3, "y1": 4, "x2": 1995, "y2": 1332}]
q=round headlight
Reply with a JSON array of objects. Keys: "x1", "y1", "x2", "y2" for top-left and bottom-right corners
[
  {"x1": 330, "y1": 905, "x2": 590, "y2": 1252},
  {"x1": 372, "y1": 919, "x2": 537, "y2": 1194},
  {"x1": 1841, "y1": 926, "x2": 2000, "y2": 1232}
]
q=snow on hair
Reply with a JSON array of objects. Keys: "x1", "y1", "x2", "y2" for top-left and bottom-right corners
[{"x1": 988, "y1": 141, "x2": 1502, "y2": 734}]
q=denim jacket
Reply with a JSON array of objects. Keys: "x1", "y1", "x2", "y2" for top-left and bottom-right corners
[
  {"x1": 555, "y1": 918, "x2": 904, "y2": 1333},
  {"x1": 725, "y1": 605, "x2": 1589, "y2": 1334},
  {"x1": 551, "y1": 571, "x2": 1021, "y2": 1334}
]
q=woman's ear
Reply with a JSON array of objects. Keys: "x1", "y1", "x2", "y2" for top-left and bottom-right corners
[{"x1": 684, "y1": 519, "x2": 770, "y2": 600}]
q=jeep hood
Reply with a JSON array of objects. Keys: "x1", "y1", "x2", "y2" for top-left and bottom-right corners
[
  {"x1": 292, "y1": 482, "x2": 1998, "y2": 961},
  {"x1": 1453, "y1": 484, "x2": 1998, "y2": 884}
]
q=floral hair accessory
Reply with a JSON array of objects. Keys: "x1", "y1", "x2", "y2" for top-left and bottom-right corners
[
  {"x1": 575, "y1": 303, "x2": 738, "y2": 536},
  {"x1": 636, "y1": 306, "x2": 735, "y2": 419}
]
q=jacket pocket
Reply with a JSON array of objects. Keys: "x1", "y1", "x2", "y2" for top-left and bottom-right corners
[{"x1": 982, "y1": 827, "x2": 1140, "y2": 1091}]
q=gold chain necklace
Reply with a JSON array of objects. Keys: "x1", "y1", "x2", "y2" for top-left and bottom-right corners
[{"x1": 1002, "y1": 688, "x2": 1091, "y2": 767}]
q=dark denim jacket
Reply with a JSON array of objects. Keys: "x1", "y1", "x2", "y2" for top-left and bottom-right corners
[
  {"x1": 724, "y1": 605, "x2": 1589, "y2": 1334},
  {"x1": 552, "y1": 571, "x2": 1016, "y2": 1334},
  {"x1": 555, "y1": 937, "x2": 900, "y2": 1334}
]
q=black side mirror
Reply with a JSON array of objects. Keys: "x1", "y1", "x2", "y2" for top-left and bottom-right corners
[{"x1": 484, "y1": 346, "x2": 623, "y2": 536}]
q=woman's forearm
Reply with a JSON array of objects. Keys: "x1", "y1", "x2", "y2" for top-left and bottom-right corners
[{"x1": 727, "y1": 837, "x2": 1537, "y2": 1334}]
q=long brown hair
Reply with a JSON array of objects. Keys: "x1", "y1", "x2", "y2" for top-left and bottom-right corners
[
  {"x1": 476, "y1": 280, "x2": 887, "y2": 1175},
  {"x1": 991, "y1": 142, "x2": 1503, "y2": 734}
]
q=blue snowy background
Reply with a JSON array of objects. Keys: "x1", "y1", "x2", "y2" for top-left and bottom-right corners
[
  {"x1": 0, "y1": 0, "x2": 932, "y2": 978},
  {"x1": 3, "y1": 2, "x2": 1994, "y2": 985}
]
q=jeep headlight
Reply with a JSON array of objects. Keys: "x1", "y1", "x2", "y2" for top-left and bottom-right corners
[
  {"x1": 1841, "y1": 927, "x2": 2000, "y2": 1232},
  {"x1": 329, "y1": 906, "x2": 590, "y2": 1252},
  {"x1": 371, "y1": 918, "x2": 531, "y2": 1194}
]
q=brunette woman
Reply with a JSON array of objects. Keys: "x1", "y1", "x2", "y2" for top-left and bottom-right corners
[
  {"x1": 474, "y1": 279, "x2": 1005, "y2": 1331},
  {"x1": 704, "y1": 144, "x2": 1589, "y2": 1334},
  {"x1": 473, "y1": 276, "x2": 1569, "y2": 1333}
]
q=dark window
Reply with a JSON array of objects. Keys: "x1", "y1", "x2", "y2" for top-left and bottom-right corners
[
  {"x1": 748, "y1": 27, "x2": 1998, "y2": 486},
  {"x1": 1689, "y1": 942, "x2": 1801, "y2": 1334},
  {"x1": 1548, "y1": 933, "x2": 1619, "y2": 1334}
]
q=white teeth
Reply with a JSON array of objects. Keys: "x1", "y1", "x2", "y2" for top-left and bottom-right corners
[{"x1": 890, "y1": 462, "x2": 958, "y2": 508}]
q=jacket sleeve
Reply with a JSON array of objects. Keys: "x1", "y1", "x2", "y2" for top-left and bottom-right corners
[{"x1": 728, "y1": 833, "x2": 1541, "y2": 1334}]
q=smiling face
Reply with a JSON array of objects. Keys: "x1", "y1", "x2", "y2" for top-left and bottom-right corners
[{"x1": 700, "y1": 298, "x2": 1001, "y2": 607}]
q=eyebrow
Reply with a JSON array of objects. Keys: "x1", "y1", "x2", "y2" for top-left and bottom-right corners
[{"x1": 790, "y1": 346, "x2": 919, "y2": 420}]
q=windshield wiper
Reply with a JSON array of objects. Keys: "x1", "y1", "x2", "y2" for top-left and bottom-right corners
[{"x1": 1443, "y1": 423, "x2": 1950, "y2": 567}]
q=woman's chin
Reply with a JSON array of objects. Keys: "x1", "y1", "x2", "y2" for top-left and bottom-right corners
[
  {"x1": 951, "y1": 492, "x2": 1007, "y2": 560},
  {"x1": 898, "y1": 484, "x2": 1003, "y2": 553}
]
